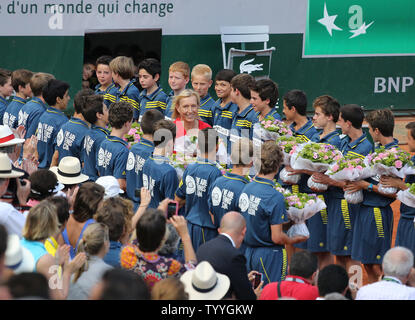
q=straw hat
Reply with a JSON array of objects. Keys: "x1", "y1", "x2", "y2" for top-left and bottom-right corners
[
  {"x1": 0, "y1": 153, "x2": 24, "y2": 178},
  {"x1": 49, "y1": 156, "x2": 89, "y2": 185},
  {"x1": 0, "y1": 125, "x2": 25, "y2": 147},
  {"x1": 5, "y1": 234, "x2": 35, "y2": 273},
  {"x1": 180, "y1": 261, "x2": 230, "y2": 300},
  {"x1": 96, "y1": 175, "x2": 124, "y2": 199}
]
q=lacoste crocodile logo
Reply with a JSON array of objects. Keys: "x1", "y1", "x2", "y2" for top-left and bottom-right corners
[{"x1": 239, "y1": 58, "x2": 263, "y2": 74}]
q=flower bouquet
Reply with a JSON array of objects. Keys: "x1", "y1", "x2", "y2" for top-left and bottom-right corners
[
  {"x1": 277, "y1": 136, "x2": 304, "y2": 185},
  {"x1": 168, "y1": 152, "x2": 197, "y2": 180},
  {"x1": 397, "y1": 183, "x2": 415, "y2": 208},
  {"x1": 291, "y1": 142, "x2": 343, "y2": 191},
  {"x1": 124, "y1": 122, "x2": 142, "y2": 148},
  {"x1": 284, "y1": 191, "x2": 327, "y2": 238},
  {"x1": 366, "y1": 146, "x2": 415, "y2": 194},
  {"x1": 254, "y1": 116, "x2": 293, "y2": 144},
  {"x1": 326, "y1": 156, "x2": 375, "y2": 204}
]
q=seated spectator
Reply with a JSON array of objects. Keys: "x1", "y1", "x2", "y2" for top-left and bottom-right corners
[
  {"x1": 67, "y1": 223, "x2": 112, "y2": 300},
  {"x1": 260, "y1": 251, "x2": 319, "y2": 300},
  {"x1": 180, "y1": 261, "x2": 230, "y2": 300},
  {"x1": 151, "y1": 277, "x2": 188, "y2": 300},
  {"x1": 317, "y1": 264, "x2": 350, "y2": 300},
  {"x1": 44, "y1": 196, "x2": 70, "y2": 257},
  {"x1": 7, "y1": 272, "x2": 50, "y2": 300},
  {"x1": 356, "y1": 246, "x2": 415, "y2": 300},
  {"x1": 58, "y1": 181, "x2": 105, "y2": 259},
  {"x1": 89, "y1": 268, "x2": 150, "y2": 300},
  {"x1": 27, "y1": 169, "x2": 62, "y2": 208},
  {"x1": 120, "y1": 208, "x2": 196, "y2": 289}
]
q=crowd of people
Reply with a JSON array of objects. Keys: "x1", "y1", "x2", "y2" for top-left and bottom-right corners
[{"x1": 0, "y1": 53, "x2": 415, "y2": 301}]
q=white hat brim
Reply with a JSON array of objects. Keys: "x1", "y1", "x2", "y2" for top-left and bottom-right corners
[
  {"x1": 0, "y1": 138, "x2": 25, "y2": 147},
  {"x1": 50, "y1": 166, "x2": 89, "y2": 185},
  {"x1": 180, "y1": 269, "x2": 230, "y2": 300},
  {"x1": 7, "y1": 246, "x2": 35, "y2": 274},
  {"x1": 0, "y1": 169, "x2": 24, "y2": 178}
]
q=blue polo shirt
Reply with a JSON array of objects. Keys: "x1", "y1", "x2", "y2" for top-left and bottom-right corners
[
  {"x1": 4, "y1": 96, "x2": 26, "y2": 129},
  {"x1": 55, "y1": 117, "x2": 90, "y2": 162},
  {"x1": 0, "y1": 96, "x2": 8, "y2": 125},
  {"x1": 81, "y1": 125, "x2": 110, "y2": 181},
  {"x1": 141, "y1": 154, "x2": 179, "y2": 208},
  {"x1": 36, "y1": 106, "x2": 68, "y2": 169},
  {"x1": 164, "y1": 90, "x2": 175, "y2": 119},
  {"x1": 208, "y1": 172, "x2": 250, "y2": 228},
  {"x1": 138, "y1": 86, "x2": 168, "y2": 119},
  {"x1": 229, "y1": 104, "x2": 258, "y2": 154},
  {"x1": 198, "y1": 94, "x2": 216, "y2": 126},
  {"x1": 400, "y1": 155, "x2": 415, "y2": 219},
  {"x1": 175, "y1": 158, "x2": 223, "y2": 229},
  {"x1": 95, "y1": 83, "x2": 118, "y2": 108},
  {"x1": 212, "y1": 99, "x2": 238, "y2": 152},
  {"x1": 316, "y1": 129, "x2": 342, "y2": 149},
  {"x1": 18, "y1": 97, "x2": 47, "y2": 139},
  {"x1": 96, "y1": 135, "x2": 129, "y2": 179},
  {"x1": 257, "y1": 108, "x2": 282, "y2": 121},
  {"x1": 238, "y1": 176, "x2": 288, "y2": 248},
  {"x1": 116, "y1": 80, "x2": 141, "y2": 120},
  {"x1": 126, "y1": 138, "x2": 155, "y2": 208},
  {"x1": 289, "y1": 118, "x2": 319, "y2": 143},
  {"x1": 361, "y1": 139, "x2": 399, "y2": 207}
]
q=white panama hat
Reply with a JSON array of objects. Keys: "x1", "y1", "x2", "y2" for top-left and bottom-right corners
[
  {"x1": 49, "y1": 156, "x2": 89, "y2": 185},
  {"x1": 5, "y1": 234, "x2": 35, "y2": 273},
  {"x1": 0, "y1": 153, "x2": 24, "y2": 178}
]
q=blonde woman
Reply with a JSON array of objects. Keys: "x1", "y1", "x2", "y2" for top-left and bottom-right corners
[
  {"x1": 67, "y1": 223, "x2": 112, "y2": 300},
  {"x1": 21, "y1": 200, "x2": 86, "y2": 300}
]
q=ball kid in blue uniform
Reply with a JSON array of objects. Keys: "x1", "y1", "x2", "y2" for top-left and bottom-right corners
[
  {"x1": 126, "y1": 109, "x2": 164, "y2": 210},
  {"x1": 238, "y1": 141, "x2": 308, "y2": 285},
  {"x1": 137, "y1": 58, "x2": 168, "y2": 120},
  {"x1": 94, "y1": 55, "x2": 119, "y2": 108},
  {"x1": 175, "y1": 128, "x2": 223, "y2": 252},
  {"x1": 142, "y1": 119, "x2": 179, "y2": 208},
  {"x1": 80, "y1": 94, "x2": 110, "y2": 181},
  {"x1": 96, "y1": 101, "x2": 133, "y2": 192},
  {"x1": 312, "y1": 104, "x2": 374, "y2": 274},
  {"x1": 0, "y1": 69, "x2": 13, "y2": 124},
  {"x1": 4, "y1": 69, "x2": 33, "y2": 129},
  {"x1": 36, "y1": 79, "x2": 70, "y2": 169},
  {"x1": 164, "y1": 61, "x2": 190, "y2": 119},
  {"x1": 346, "y1": 108, "x2": 397, "y2": 283},
  {"x1": 109, "y1": 56, "x2": 141, "y2": 121},
  {"x1": 191, "y1": 64, "x2": 215, "y2": 126},
  {"x1": 54, "y1": 89, "x2": 92, "y2": 164}
]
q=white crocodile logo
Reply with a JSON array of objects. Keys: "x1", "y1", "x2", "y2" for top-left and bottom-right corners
[{"x1": 239, "y1": 58, "x2": 263, "y2": 74}]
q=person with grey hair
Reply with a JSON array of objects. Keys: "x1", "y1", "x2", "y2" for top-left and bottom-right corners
[{"x1": 356, "y1": 246, "x2": 415, "y2": 300}]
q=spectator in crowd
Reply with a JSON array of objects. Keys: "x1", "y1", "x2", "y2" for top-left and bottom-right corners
[
  {"x1": 95, "y1": 175, "x2": 124, "y2": 200},
  {"x1": 44, "y1": 196, "x2": 70, "y2": 257},
  {"x1": 0, "y1": 224, "x2": 8, "y2": 280},
  {"x1": 260, "y1": 251, "x2": 319, "y2": 300},
  {"x1": 67, "y1": 223, "x2": 112, "y2": 300},
  {"x1": 356, "y1": 246, "x2": 415, "y2": 300},
  {"x1": 197, "y1": 211, "x2": 258, "y2": 300},
  {"x1": 26, "y1": 169, "x2": 61, "y2": 208},
  {"x1": 317, "y1": 264, "x2": 350, "y2": 300},
  {"x1": 89, "y1": 268, "x2": 150, "y2": 300},
  {"x1": 7, "y1": 272, "x2": 50, "y2": 300},
  {"x1": 120, "y1": 208, "x2": 196, "y2": 289},
  {"x1": 151, "y1": 277, "x2": 188, "y2": 300},
  {"x1": 180, "y1": 261, "x2": 230, "y2": 300}
]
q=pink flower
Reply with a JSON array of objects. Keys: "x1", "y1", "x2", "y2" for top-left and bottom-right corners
[
  {"x1": 395, "y1": 160, "x2": 403, "y2": 169},
  {"x1": 331, "y1": 164, "x2": 339, "y2": 172}
]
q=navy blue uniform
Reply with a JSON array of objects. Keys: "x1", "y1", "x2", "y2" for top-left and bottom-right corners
[
  {"x1": 164, "y1": 90, "x2": 175, "y2": 119},
  {"x1": 81, "y1": 125, "x2": 110, "y2": 181},
  {"x1": 125, "y1": 138, "x2": 155, "y2": 210},
  {"x1": 351, "y1": 139, "x2": 398, "y2": 264},
  {"x1": 116, "y1": 80, "x2": 140, "y2": 120},
  {"x1": 36, "y1": 106, "x2": 68, "y2": 169},
  {"x1": 208, "y1": 172, "x2": 250, "y2": 228},
  {"x1": 327, "y1": 132, "x2": 374, "y2": 256},
  {"x1": 175, "y1": 158, "x2": 223, "y2": 251},
  {"x1": 138, "y1": 87, "x2": 168, "y2": 120},
  {"x1": 212, "y1": 100, "x2": 238, "y2": 158},
  {"x1": 96, "y1": 135, "x2": 129, "y2": 180},
  {"x1": 95, "y1": 83, "x2": 118, "y2": 108},
  {"x1": 55, "y1": 117, "x2": 90, "y2": 162},
  {"x1": 198, "y1": 94, "x2": 216, "y2": 127},
  {"x1": 0, "y1": 96, "x2": 8, "y2": 125},
  {"x1": 18, "y1": 97, "x2": 47, "y2": 139},
  {"x1": 141, "y1": 154, "x2": 179, "y2": 208},
  {"x1": 4, "y1": 96, "x2": 26, "y2": 129},
  {"x1": 228, "y1": 105, "x2": 258, "y2": 155},
  {"x1": 395, "y1": 155, "x2": 415, "y2": 256},
  {"x1": 238, "y1": 177, "x2": 289, "y2": 284}
]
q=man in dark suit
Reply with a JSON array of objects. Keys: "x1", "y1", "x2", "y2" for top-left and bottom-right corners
[{"x1": 196, "y1": 211, "x2": 261, "y2": 300}]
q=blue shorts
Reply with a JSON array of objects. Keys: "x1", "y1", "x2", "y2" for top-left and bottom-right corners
[
  {"x1": 244, "y1": 246, "x2": 287, "y2": 285},
  {"x1": 326, "y1": 198, "x2": 358, "y2": 256},
  {"x1": 187, "y1": 222, "x2": 218, "y2": 253},
  {"x1": 351, "y1": 205, "x2": 393, "y2": 264},
  {"x1": 395, "y1": 217, "x2": 415, "y2": 256}
]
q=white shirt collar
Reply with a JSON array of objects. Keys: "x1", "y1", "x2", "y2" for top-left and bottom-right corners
[{"x1": 220, "y1": 233, "x2": 236, "y2": 248}]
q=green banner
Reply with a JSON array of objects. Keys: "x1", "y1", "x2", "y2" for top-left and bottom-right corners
[{"x1": 304, "y1": 0, "x2": 415, "y2": 57}]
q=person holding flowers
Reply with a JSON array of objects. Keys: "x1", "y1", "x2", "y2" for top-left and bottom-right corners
[
  {"x1": 344, "y1": 108, "x2": 397, "y2": 283},
  {"x1": 250, "y1": 79, "x2": 281, "y2": 122},
  {"x1": 238, "y1": 141, "x2": 308, "y2": 285},
  {"x1": 311, "y1": 104, "x2": 373, "y2": 276}
]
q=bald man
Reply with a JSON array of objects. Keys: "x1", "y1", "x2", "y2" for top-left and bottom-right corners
[{"x1": 196, "y1": 211, "x2": 259, "y2": 300}]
